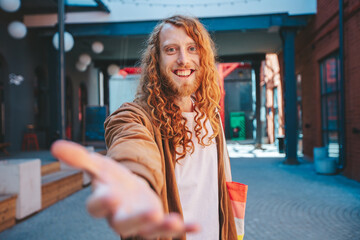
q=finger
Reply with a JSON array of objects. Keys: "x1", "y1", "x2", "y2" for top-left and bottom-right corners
[
  {"x1": 110, "y1": 209, "x2": 163, "y2": 238},
  {"x1": 88, "y1": 151, "x2": 133, "y2": 183},
  {"x1": 51, "y1": 140, "x2": 133, "y2": 184},
  {"x1": 139, "y1": 213, "x2": 199, "y2": 239},
  {"x1": 51, "y1": 140, "x2": 100, "y2": 177},
  {"x1": 86, "y1": 186, "x2": 111, "y2": 218},
  {"x1": 184, "y1": 223, "x2": 201, "y2": 233},
  {"x1": 86, "y1": 183, "x2": 119, "y2": 218}
]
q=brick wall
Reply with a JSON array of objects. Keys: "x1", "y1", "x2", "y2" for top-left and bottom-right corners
[
  {"x1": 295, "y1": 0, "x2": 360, "y2": 181},
  {"x1": 343, "y1": 0, "x2": 360, "y2": 180},
  {"x1": 261, "y1": 54, "x2": 285, "y2": 144}
]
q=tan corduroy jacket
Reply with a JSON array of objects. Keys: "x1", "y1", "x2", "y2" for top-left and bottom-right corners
[{"x1": 104, "y1": 102, "x2": 237, "y2": 240}]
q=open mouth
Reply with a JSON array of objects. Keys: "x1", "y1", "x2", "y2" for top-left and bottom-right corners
[{"x1": 173, "y1": 69, "x2": 195, "y2": 77}]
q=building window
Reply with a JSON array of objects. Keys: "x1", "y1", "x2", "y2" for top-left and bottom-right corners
[{"x1": 320, "y1": 54, "x2": 340, "y2": 158}]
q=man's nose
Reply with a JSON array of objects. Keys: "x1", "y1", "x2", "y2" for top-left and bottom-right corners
[{"x1": 176, "y1": 49, "x2": 188, "y2": 66}]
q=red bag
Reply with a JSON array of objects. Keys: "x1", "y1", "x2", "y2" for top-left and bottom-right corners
[
  {"x1": 226, "y1": 182, "x2": 248, "y2": 240},
  {"x1": 221, "y1": 116, "x2": 248, "y2": 239}
]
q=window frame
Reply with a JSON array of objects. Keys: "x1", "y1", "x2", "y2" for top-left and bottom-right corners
[{"x1": 319, "y1": 53, "x2": 341, "y2": 158}]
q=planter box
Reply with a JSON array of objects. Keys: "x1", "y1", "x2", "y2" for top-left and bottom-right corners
[
  {"x1": 314, "y1": 157, "x2": 337, "y2": 175},
  {"x1": 313, "y1": 147, "x2": 337, "y2": 175}
]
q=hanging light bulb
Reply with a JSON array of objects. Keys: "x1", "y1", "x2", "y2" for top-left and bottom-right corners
[
  {"x1": 0, "y1": 0, "x2": 21, "y2": 12},
  {"x1": 8, "y1": 21, "x2": 27, "y2": 39},
  {"x1": 91, "y1": 41, "x2": 104, "y2": 54},
  {"x1": 52, "y1": 32, "x2": 75, "y2": 52},
  {"x1": 107, "y1": 64, "x2": 119, "y2": 76},
  {"x1": 76, "y1": 62, "x2": 87, "y2": 72},
  {"x1": 79, "y1": 53, "x2": 91, "y2": 66}
]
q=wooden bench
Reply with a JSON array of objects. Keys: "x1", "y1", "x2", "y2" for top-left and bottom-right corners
[
  {"x1": 41, "y1": 170, "x2": 83, "y2": 209},
  {"x1": 41, "y1": 161, "x2": 61, "y2": 176},
  {"x1": 0, "y1": 194, "x2": 17, "y2": 232},
  {"x1": 0, "y1": 160, "x2": 85, "y2": 232}
]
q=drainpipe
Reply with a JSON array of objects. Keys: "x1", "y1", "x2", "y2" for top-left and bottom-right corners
[{"x1": 338, "y1": 0, "x2": 346, "y2": 170}]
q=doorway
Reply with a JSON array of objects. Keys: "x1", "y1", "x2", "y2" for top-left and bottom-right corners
[{"x1": 224, "y1": 67, "x2": 255, "y2": 140}]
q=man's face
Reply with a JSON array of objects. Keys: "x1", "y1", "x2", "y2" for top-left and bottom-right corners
[{"x1": 159, "y1": 23, "x2": 201, "y2": 97}]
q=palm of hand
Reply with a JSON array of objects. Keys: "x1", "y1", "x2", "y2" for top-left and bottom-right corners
[{"x1": 51, "y1": 140, "x2": 199, "y2": 239}]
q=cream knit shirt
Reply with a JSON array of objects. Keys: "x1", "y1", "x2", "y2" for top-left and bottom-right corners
[{"x1": 175, "y1": 112, "x2": 219, "y2": 240}]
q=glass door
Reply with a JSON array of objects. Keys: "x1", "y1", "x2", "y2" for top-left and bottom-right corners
[{"x1": 320, "y1": 54, "x2": 340, "y2": 158}]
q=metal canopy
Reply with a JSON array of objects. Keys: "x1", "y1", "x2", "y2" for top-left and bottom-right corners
[
  {"x1": 59, "y1": 13, "x2": 308, "y2": 62},
  {"x1": 64, "y1": 14, "x2": 309, "y2": 37},
  {"x1": 18, "y1": 0, "x2": 110, "y2": 14}
]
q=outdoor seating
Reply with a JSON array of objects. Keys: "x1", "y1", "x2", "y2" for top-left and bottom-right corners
[
  {"x1": 0, "y1": 194, "x2": 17, "y2": 232},
  {"x1": 0, "y1": 159, "x2": 42, "y2": 220},
  {"x1": 0, "y1": 159, "x2": 86, "y2": 233}
]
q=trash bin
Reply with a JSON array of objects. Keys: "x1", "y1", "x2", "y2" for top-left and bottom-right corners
[
  {"x1": 230, "y1": 112, "x2": 246, "y2": 140},
  {"x1": 277, "y1": 135, "x2": 285, "y2": 153},
  {"x1": 313, "y1": 147, "x2": 337, "y2": 175}
]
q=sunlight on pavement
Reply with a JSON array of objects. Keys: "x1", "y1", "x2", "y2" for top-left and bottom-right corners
[{"x1": 227, "y1": 143, "x2": 286, "y2": 158}]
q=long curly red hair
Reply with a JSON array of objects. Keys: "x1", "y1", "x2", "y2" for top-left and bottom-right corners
[{"x1": 135, "y1": 15, "x2": 221, "y2": 161}]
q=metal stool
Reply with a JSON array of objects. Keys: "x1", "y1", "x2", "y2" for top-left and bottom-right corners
[{"x1": 22, "y1": 125, "x2": 39, "y2": 151}]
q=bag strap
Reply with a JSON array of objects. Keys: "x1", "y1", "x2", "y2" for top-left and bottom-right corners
[{"x1": 219, "y1": 115, "x2": 232, "y2": 182}]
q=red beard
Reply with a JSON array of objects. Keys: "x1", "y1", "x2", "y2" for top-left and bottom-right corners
[{"x1": 160, "y1": 66, "x2": 202, "y2": 97}]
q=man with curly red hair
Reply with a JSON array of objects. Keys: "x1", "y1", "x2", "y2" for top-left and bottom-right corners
[{"x1": 52, "y1": 15, "x2": 236, "y2": 240}]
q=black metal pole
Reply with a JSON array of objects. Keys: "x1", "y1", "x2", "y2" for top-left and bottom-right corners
[
  {"x1": 58, "y1": 0, "x2": 66, "y2": 139},
  {"x1": 281, "y1": 28, "x2": 299, "y2": 165},
  {"x1": 254, "y1": 62, "x2": 262, "y2": 149},
  {"x1": 338, "y1": 0, "x2": 346, "y2": 170},
  {"x1": 94, "y1": 0, "x2": 111, "y2": 13}
]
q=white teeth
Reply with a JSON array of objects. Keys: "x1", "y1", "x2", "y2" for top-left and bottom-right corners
[{"x1": 176, "y1": 70, "x2": 191, "y2": 76}]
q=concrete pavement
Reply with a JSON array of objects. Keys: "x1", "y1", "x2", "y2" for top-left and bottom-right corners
[
  {"x1": 1, "y1": 144, "x2": 359, "y2": 240},
  {"x1": 229, "y1": 143, "x2": 360, "y2": 240}
]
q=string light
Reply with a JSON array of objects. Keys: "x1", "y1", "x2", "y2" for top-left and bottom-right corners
[{"x1": 107, "y1": 0, "x2": 262, "y2": 7}]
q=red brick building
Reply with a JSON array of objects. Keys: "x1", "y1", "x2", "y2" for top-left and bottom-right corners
[
  {"x1": 295, "y1": 0, "x2": 360, "y2": 181},
  {"x1": 261, "y1": 54, "x2": 285, "y2": 144}
]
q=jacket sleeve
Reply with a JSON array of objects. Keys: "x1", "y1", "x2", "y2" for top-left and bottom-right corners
[{"x1": 104, "y1": 104, "x2": 163, "y2": 195}]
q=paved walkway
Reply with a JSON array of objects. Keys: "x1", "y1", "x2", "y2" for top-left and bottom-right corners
[
  {"x1": 1, "y1": 144, "x2": 359, "y2": 240},
  {"x1": 229, "y1": 145, "x2": 360, "y2": 240}
]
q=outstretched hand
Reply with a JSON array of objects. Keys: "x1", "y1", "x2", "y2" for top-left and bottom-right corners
[{"x1": 51, "y1": 140, "x2": 199, "y2": 239}]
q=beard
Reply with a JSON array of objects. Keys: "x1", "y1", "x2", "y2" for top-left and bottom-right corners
[{"x1": 160, "y1": 66, "x2": 202, "y2": 97}]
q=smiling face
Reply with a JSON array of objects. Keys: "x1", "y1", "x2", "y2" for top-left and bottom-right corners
[{"x1": 159, "y1": 23, "x2": 201, "y2": 97}]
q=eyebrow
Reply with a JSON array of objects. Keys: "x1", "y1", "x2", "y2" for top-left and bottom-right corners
[{"x1": 162, "y1": 41, "x2": 197, "y2": 49}]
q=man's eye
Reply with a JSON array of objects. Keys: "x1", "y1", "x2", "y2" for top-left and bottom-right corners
[
  {"x1": 189, "y1": 46, "x2": 197, "y2": 52},
  {"x1": 166, "y1": 47, "x2": 176, "y2": 53}
]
